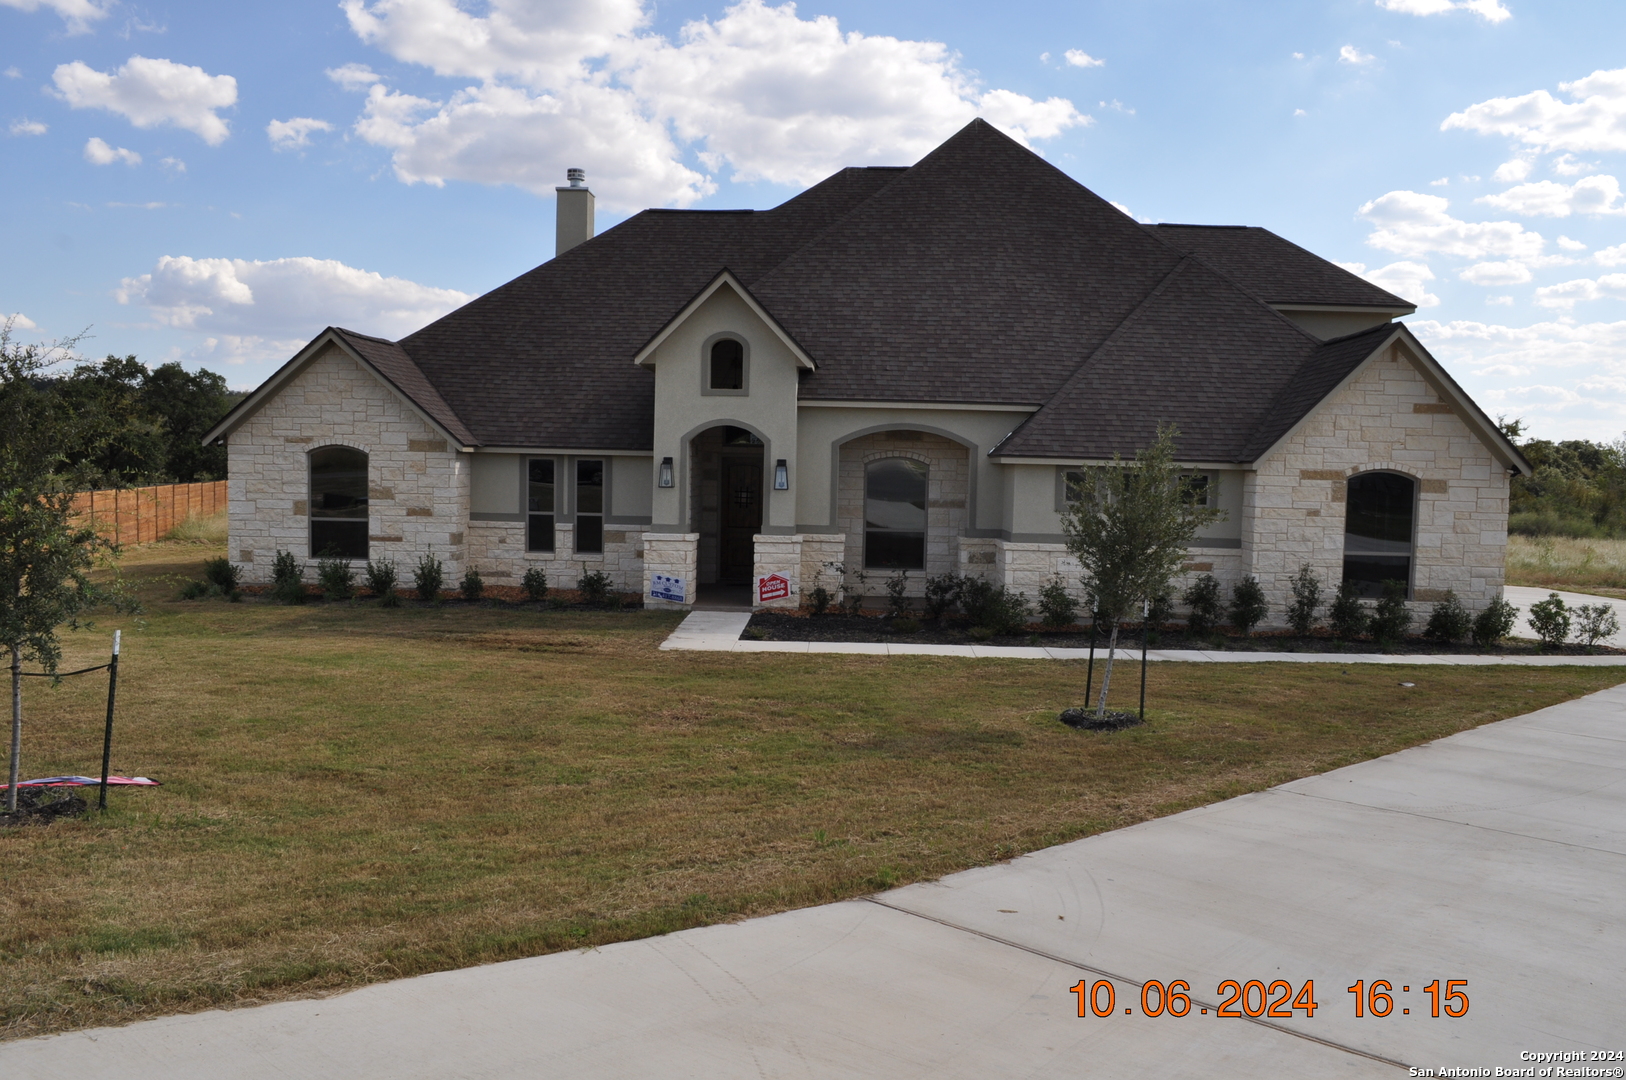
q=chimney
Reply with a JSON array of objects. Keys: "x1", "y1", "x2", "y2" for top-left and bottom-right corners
[{"x1": 555, "y1": 167, "x2": 595, "y2": 256}]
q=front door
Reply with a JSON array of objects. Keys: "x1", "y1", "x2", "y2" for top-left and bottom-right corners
[{"x1": 720, "y1": 460, "x2": 762, "y2": 585}]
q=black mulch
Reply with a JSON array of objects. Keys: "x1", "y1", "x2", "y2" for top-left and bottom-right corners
[
  {"x1": 743, "y1": 611, "x2": 1625, "y2": 656},
  {"x1": 0, "y1": 787, "x2": 89, "y2": 828},
  {"x1": 1059, "y1": 708, "x2": 1144, "y2": 731}
]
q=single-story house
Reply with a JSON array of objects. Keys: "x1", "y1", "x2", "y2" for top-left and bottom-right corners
[{"x1": 204, "y1": 120, "x2": 1531, "y2": 620}]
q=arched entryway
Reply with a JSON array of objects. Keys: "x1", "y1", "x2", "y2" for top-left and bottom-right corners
[
  {"x1": 691, "y1": 425, "x2": 765, "y2": 586},
  {"x1": 1343, "y1": 471, "x2": 1415, "y2": 597}
]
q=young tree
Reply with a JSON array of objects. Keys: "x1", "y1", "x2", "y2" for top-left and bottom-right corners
[
  {"x1": 1061, "y1": 425, "x2": 1225, "y2": 718},
  {"x1": 1, "y1": 319, "x2": 132, "y2": 813}
]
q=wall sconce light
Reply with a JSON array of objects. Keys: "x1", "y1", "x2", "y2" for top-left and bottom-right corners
[
  {"x1": 658, "y1": 456, "x2": 674, "y2": 488},
  {"x1": 774, "y1": 459, "x2": 789, "y2": 490}
]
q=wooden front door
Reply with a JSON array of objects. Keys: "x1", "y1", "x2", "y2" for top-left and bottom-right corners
[{"x1": 720, "y1": 460, "x2": 762, "y2": 585}]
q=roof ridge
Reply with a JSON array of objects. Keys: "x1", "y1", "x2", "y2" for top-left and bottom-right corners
[
  {"x1": 1239, "y1": 323, "x2": 1400, "y2": 460},
  {"x1": 747, "y1": 163, "x2": 914, "y2": 283}
]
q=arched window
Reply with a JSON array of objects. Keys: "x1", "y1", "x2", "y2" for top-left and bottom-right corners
[
  {"x1": 865, "y1": 458, "x2": 928, "y2": 569},
  {"x1": 1343, "y1": 471, "x2": 1414, "y2": 597},
  {"x1": 709, "y1": 338, "x2": 745, "y2": 391},
  {"x1": 310, "y1": 445, "x2": 369, "y2": 559}
]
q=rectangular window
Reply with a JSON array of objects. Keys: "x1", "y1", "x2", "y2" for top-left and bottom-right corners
[
  {"x1": 1181, "y1": 473, "x2": 1211, "y2": 506},
  {"x1": 1062, "y1": 469, "x2": 1085, "y2": 502},
  {"x1": 576, "y1": 459, "x2": 604, "y2": 554},
  {"x1": 527, "y1": 458, "x2": 555, "y2": 552}
]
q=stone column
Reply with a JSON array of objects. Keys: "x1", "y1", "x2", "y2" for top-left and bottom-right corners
[
  {"x1": 643, "y1": 532, "x2": 699, "y2": 610},
  {"x1": 799, "y1": 534, "x2": 846, "y2": 606},
  {"x1": 752, "y1": 534, "x2": 803, "y2": 610}
]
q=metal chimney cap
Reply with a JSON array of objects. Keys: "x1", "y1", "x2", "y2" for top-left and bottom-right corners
[{"x1": 566, "y1": 167, "x2": 586, "y2": 188}]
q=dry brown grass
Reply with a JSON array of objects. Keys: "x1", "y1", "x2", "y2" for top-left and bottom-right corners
[
  {"x1": 3, "y1": 539, "x2": 1621, "y2": 1040},
  {"x1": 1507, "y1": 534, "x2": 1626, "y2": 596}
]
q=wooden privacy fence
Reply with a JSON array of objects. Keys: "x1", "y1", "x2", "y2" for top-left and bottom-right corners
[{"x1": 69, "y1": 481, "x2": 226, "y2": 545}]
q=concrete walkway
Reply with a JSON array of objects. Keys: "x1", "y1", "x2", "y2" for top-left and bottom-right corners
[
  {"x1": 6, "y1": 685, "x2": 1624, "y2": 1077},
  {"x1": 662, "y1": 609, "x2": 1626, "y2": 665}
]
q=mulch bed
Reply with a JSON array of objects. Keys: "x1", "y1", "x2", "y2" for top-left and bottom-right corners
[
  {"x1": 1059, "y1": 708, "x2": 1144, "y2": 731},
  {"x1": 743, "y1": 611, "x2": 1625, "y2": 656},
  {"x1": 0, "y1": 788, "x2": 89, "y2": 829}
]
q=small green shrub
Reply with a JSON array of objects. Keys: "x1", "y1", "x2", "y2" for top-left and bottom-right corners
[
  {"x1": 365, "y1": 557, "x2": 398, "y2": 603},
  {"x1": 316, "y1": 556, "x2": 354, "y2": 601},
  {"x1": 1471, "y1": 598, "x2": 1519, "y2": 647},
  {"x1": 203, "y1": 557, "x2": 240, "y2": 595},
  {"x1": 1229, "y1": 576, "x2": 1269, "y2": 637},
  {"x1": 413, "y1": 551, "x2": 444, "y2": 604},
  {"x1": 1286, "y1": 564, "x2": 1322, "y2": 636},
  {"x1": 842, "y1": 566, "x2": 867, "y2": 616},
  {"x1": 1423, "y1": 591, "x2": 1471, "y2": 643},
  {"x1": 1038, "y1": 575, "x2": 1079, "y2": 629},
  {"x1": 808, "y1": 585, "x2": 832, "y2": 616},
  {"x1": 923, "y1": 572, "x2": 962, "y2": 620},
  {"x1": 885, "y1": 571, "x2": 911, "y2": 619},
  {"x1": 1528, "y1": 592, "x2": 1571, "y2": 647},
  {"x1": 890, "y1": 616, "x2": 921, "y2": 634},
  {"x1": 460, "y1": 567, "x2": 484, "y2": 602},
  {"x1": 1573, "y1": 603, "x2": 1620, "y2": 650},
  {"x1": 521, "y1": 566, "x2": 548, "y2": 603},
  {"x1": 967, "y1": 625, "x2": 996, "y2": 642},
  {"x1": 178, "y1": 578, "x2": 212, "y2": 600},
  {"x1": 1183, "y1": 574, "x2": 1223, "y2": 635},
  {"x1": 1146, "y1": 592, "x2": 1174, "y2": 629},
  {"x1": 1369, "y1": 580, "x2": 1412, "y2": 644},
  {"x1": 960, "y1": 577, "x2": 1032, "y2": 635},
  {"x1": 271, "y1": 549, "x2": 305, "y2": 605},
  {"x1": 577, "y1": 570, "x2": 613, "y2": 606},
  {"x1": 1328, "y1": 580, "x2": 1369, "y2": 640}
]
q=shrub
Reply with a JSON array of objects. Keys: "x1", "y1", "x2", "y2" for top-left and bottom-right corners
[
  {"x1": 890, "y1": 616, "x2": 921, "y2": 634},
  {"x1": 1286, "y1": 564, "x2": 1321, "y2": 636},
  {"x1": 1182, "y1": 574, "x2": 1223, "y2": 635},
  {"x1": 317, "y1": 556, "x2": 354, "y2": 601},
  {"x1": 841, "y1": 567, "x2": 867, "y2": 616},
  {"x1": 967, "y1": 625, "x2": 995, "y2": 642},
  {"x1": 808, "y1": 586, "x2": 832, "y2": 616},
  {"x1": 178, "y1": 578, "x2": 212, "y2": 600},
  {"x1": 1229, "y1": 576, "x2": 1268, "y2": 636},
  {"x1": 1038, "y1": 575, "x2": 1079, "y2": 629},
  {"x1": 577, "y1": 569, "x2": 613, "y2": 606},
  {"x1": 1574, "y1": 603, "x2": 1620, "y2": 651},
  {"x1": 1423, "y1": 591, "x2": 1471, "y2": 643},
  {"x1": 1369, "y1": 580, "x2": 1412, "y2": 644},
  {"x1": 1471, "y1": 598, "x2": 1519, "y2": 648},
  {"x1": 1328, "y1": 580, "x2": 1369, "y2": 640},
  {"x1": 521, "y1": 566, "x2": 548, "y2": 603},
  {"x1": 365, "y1": 557, "x2": 398, "y2": 602},
  {"x1": 1528, "y1": 592, "x2": 1571, "y2": 648},
  {"x1": 1146, "y1": 592, "x2": 1175, "y2": 629},
  {"x1": 923, "y1": 573, "x2": 962, "y2": 620},
  {"x1": 413, "y1": 551, "x2": 444, "y2": 604},
  {"x1": 271, "y1": 549, "x2": 305, "y2": 605},
  {"x1": 959, "y1": 577, "x2": 1032, "y2": 635},
  {"x1": 885, "y1": 571, "x2": 911, "y2": 619},
  {"x1": 203, "y1": 556, "x2": 240, "y2": 596},
  {"x1": 460, "y1": 567, "x2": 484, "y2": 602}
]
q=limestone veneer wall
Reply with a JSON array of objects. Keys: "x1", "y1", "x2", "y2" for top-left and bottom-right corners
[
  {"x1": 465, "y1": 521, "x2": 646, "y2": 594},
  {"x1": 227, "y1": 344, "x2": 466, "y2": 584},
  {"x1": 837, "y1": 431, "x2": 969, "y2": 596},
  {"x1": 1246, "y1": 343, "x2": 1510, "y2": 619}
]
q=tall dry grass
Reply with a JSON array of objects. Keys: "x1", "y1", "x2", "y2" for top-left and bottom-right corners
[
  {"x1": 1507, "y1": 534, "x2": 1626, "y2": 594},
  {"x1": 162, "y1": 509, "x2": 227, "y2": 544}
]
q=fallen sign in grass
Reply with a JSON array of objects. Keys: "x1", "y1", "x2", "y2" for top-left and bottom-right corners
[{"x1": 2, "y1": 539, "x2": 1623, "y2": 1042}]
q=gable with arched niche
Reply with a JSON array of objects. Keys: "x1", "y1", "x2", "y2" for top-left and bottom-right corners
[{"x1": 835, "y1": 429, "x2": 971, "y2": 592}]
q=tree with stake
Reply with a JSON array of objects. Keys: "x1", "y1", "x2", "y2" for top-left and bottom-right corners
[
  {"x1": 1061, "y1": 426, "x2": 1224, "y2": 721},
  {"x1": 1, "y1": 319, "x2": 134, "y2": 814}
]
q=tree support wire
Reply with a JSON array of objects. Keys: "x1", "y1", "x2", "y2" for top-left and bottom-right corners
[{"x1": 8, "y1": 632, "x2": 122, "y2": 812}]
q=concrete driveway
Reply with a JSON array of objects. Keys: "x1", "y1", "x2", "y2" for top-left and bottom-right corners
[
  {"x1": 1506, "y1": 585, "x2": 1626, "y2": 648},
  {"x1": 5, "y1": 684, "x2": 1623, "y2": 1078}
]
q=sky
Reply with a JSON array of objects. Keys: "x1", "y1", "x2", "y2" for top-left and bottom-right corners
[{"x1": 3, "y1": 0, "x2": 1626, "y2": 442}]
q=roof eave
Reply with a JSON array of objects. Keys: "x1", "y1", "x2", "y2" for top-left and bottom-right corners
[{"x1": 632, "y1": 269, "x2": 816, "y2": 370}]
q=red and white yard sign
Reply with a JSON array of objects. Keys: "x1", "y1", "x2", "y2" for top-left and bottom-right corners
[{"x1": 757, "y1": 573, "x2": 790, "y2": 603}]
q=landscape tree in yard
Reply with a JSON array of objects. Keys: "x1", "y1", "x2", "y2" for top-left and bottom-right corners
[
  {"x1": 1061, "y1": 425, "x2": 1224, "y2": 719},
  {"x1": 0, "y1": 319, "x2": 132, "y2": 813}
]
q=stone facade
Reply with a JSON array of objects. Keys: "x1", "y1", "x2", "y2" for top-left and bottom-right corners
[
  {"x1": 227, "y1": 344, "x2": 467, "y2": 584},
  {"x1": 465, "y1": 521, "x2": 646, "y2": 595},
  {"x1": 642, "y1": 532, "x2": 699, "y2": 609},
  {"x1": 837, "y1": 430, "x2": 970, "y2": 597}
]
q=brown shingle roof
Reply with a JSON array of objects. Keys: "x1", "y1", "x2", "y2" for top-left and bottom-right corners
[{"x1": 1146, "y1": 224, "x2": 1413, "y2": 309}]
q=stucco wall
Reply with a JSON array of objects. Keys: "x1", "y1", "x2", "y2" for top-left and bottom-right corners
[{"x1": 226, "y1": 344, "x2": 467, "y2": 584}]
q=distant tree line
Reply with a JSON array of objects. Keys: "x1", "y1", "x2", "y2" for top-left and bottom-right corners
[
  {"x1": 27, "y1": 353, "x2": 241, "y2": 488},
  {"x1": 1502, "y1": 419, "x2": 1626, "y2": 538}
]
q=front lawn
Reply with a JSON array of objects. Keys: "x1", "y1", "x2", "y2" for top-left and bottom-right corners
[{"x1": 3, "y1": 540, "x2": 1620, "y2": 1040}]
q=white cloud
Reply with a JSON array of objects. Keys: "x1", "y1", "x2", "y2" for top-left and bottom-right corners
[
  {"x1": 0, "y1": 0, "x2": 109, "y2": 34},
  {"x1": 1292, "y1": 52, "x2": 1304, "y2": 60},
  {"x1": 160, "y1": 155, "x2": 185, "y2": 172},
  {"x1": 1534, "y1": 274, "x2": 1626, "y2": 309},
  {"x1": 83, "y1": 136, "x2": 140, "y2": 165},
  {"x1": 8, "y1": 119, "x2": 47, "y2": 135},
  {"x1": 53, "y1": 55, "x2": 238, "y2": 145},
  {"x1": 1596, "y1": 243, "x2": 1626, "y2": 267},
  {"x1": 1063, "y1": 49, "x2": 1103, "y2": 68},
  {"x1": 326, "y1": 63, "x2": 382, "y2": 91},
  {"x1": 1477, "y1": 175, "x2": 1626, "y2": 217},
  {"x1": 1375, "y1": 0, "x2": 1510, "y2": 20},
  {"x1": 115, "y1": 254, "x2": 477, "y2": 341},
  {"x1": 1443, "y1": 66, "x2": 1626, "y2": 154},
  {"x1": 267, "y1": 117, "x2": 335, "y2": 150},
  {"x1": 3, "y1": 67, "x2": 21, "y2": 79},
  {"x1": 1487, "y1": 295, "x2": 1514, "y2": 305},
  {"x1": 1339, "y1": 45, "x2": 1375, "y2": 65},
  {"x1": 1459, "y1": 260, "x2": 1531, "y2": 286},
  {"x1": 1338, "y1": 259, "x2": 1441, "y2": 307},
  {"x1": 1293, "y1": 108, "x2": 1306, "y2": 117},
  {"x1": 1356, "y1": 189, "x2": 1545, "y2": 259},
  {"x1": 1493, "y1": 157, "x2": 1531, "y2": 182},
  {"x1": 1551, "y1": 153, "x2": 1594, "y2": 176},
  {"x1": 336, "y1": 0, "x2": 1088, "y2": 208},
  {"x1": 1557, "y1": 235, "x2": 1587, "y2": 251},
  {"x1": 1429, "y1": 176, "x2": 1449, "y2": 186},
  {"x1": 5, "y1": 312, "x2": 39, "y2": 330}
]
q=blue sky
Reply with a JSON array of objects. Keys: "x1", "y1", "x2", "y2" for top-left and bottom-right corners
[{"x1": 4, "y1": 0, "x2": 1626, "y2": 441}]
